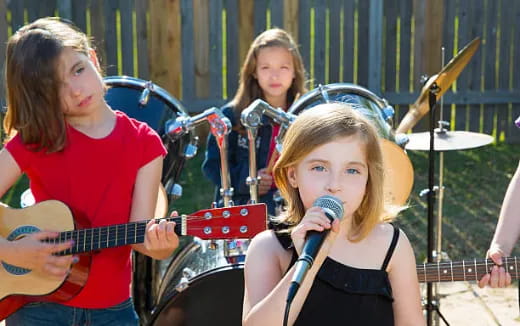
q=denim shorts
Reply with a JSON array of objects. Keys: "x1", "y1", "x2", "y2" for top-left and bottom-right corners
[{"x1": 5, "y1": 298, "x2": 139, "y2": 326}]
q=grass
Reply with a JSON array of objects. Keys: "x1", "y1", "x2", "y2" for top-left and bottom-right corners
[{"x1": 2, "y1": 140, "x2": 519, "y2": 264}]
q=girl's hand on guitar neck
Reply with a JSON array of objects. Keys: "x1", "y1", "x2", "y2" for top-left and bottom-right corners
[
  {"x1": 478, "y1": 245, "x2": 512, "y2": 288},
  {"x1": 141, "y1": 211, "x2": 179, "y2": 259},
  {"x1": 2, "y1": 231, "x2": 75, "y2": 279}
]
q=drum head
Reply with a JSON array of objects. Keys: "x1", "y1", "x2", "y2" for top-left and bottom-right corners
[
  {"x1": 380, "y1": 139, "x2": 414, "y2": 206},
  {"x1": 150, "y1": 264, "x2": 244, "y2": 326},
  {"x1": 288, "y1": 83, "x2": 414, "y2": 206}
]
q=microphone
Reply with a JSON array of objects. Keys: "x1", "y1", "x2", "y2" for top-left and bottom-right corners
[{"x1": 286, "y1": 195, "x2": 344, "y2": 305}]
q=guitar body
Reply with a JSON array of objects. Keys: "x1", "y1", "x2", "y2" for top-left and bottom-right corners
[
  {"x1": 0, "y1": 200, "x2": 268, "y2": 321},
  {"x1": 0, "y1": 201, "x2": 90, "y2": 320}
]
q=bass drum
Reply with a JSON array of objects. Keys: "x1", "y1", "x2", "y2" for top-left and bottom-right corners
[
  {"x1": 288, "y1": 83, "x2": 414, "y2": 206},
  {"x1": 150, "y1": 240, "x2": 244, "y2": 326},
  {"x1": 104, "y1": 76, "x2": 196, "y2": 189}
]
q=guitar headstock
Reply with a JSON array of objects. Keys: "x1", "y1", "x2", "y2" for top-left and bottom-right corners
[{"x1": 185, "y1": 203, "x2": 267, "y2": 239}]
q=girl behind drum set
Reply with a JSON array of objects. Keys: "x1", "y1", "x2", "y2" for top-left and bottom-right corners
[
  {"x1": 243, "y1": 103, "x2": 425, "y2": 325},
  {"x1": 202, "y1": 28, "x2": 308, "y2": 215}
]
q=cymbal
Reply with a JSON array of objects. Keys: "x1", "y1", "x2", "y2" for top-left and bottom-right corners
[
  {"x1": 396, "y1": 37, "x2": 481, "y2": 134},
  {"x1": 404, "y1": 130, "x2": 493, "y2": 151}
]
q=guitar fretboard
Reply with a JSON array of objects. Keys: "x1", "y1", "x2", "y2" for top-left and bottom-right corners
[
  {"x1": 417, "y1": 257, "x2": 520, "y2": 283},
  {"x1": 44, "y1": 217, "x2": 182, "y2": 255}
]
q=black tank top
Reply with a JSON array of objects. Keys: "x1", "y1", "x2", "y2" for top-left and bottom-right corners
[{"x1": 274, "y1": 224, "x2": 400, "y2": 326}]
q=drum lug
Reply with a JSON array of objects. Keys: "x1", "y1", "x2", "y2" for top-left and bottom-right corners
[{"x1": 175, "y1": 277, "x2": 190, "y2": 293}]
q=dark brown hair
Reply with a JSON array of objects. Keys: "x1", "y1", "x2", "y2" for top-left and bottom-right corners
[{"x1": 4, "y1": 17, "x2": 92, "y2": 152}]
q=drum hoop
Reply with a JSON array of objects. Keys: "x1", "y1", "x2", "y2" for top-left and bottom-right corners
[
  {"x1": 103, "y1": 76, "x2": 189, "y2": 117},
  {"x1": 288, "y1": 83, "x2": 390, "y2": 114}
]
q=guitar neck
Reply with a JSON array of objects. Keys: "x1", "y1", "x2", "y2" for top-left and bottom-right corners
[
  {"x1": 48, "y1": 217, "x2": 182, "y2": 255},
  {"x1": 417, "y1": 257, "x2": 520, "y2": 283}
]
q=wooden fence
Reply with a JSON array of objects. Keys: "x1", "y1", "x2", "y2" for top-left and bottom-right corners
[{"x1": 1, "y1": 0, "x2": 520, "y2": 142}]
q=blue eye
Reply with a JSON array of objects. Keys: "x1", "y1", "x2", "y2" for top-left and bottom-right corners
[
  {"x1": 346, "y1": 168, "x2": 360, "y2": 174},
  {"x1": 74, "y1": 67, "x2": 85, "y2": 75},
  {"x1": 311, "y1": 166, "x2": 325, "y2": 172}
]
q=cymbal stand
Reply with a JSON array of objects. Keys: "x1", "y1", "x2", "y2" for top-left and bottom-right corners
[{"x1": 424, "y1": 82, "x2": 450, "y2": 326}]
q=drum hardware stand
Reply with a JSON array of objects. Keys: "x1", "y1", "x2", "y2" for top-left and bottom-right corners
[
  {"x1": 241, "y1": 99, "x2": 296, "y2": 204},
  {"x1": 166, "y1": 107, "x2": 234, "y2": 207},
  {"x1": 422, "y1": 80, "x2": 450, "y2": 326}
]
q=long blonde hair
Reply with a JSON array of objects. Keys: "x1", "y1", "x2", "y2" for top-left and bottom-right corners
[
  {"x1": 4, "y1": 17, "x2": 94, "y2": 152},
  {"x1": 273, "y1": 103, "x2": 396, "y2": 242},
  {"x1": 231, "y1": 28, "x2": 307, "y2": 121}
]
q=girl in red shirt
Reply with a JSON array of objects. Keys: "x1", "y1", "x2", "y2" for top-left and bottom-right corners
[{"x1": 0, "y1": 17, "x2": 179, "y2": 325}]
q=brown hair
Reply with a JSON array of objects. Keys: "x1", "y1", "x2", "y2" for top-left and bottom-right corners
[
  {"x1": 231, "y1": 28, "x2": 307, "y2": 121},
  {"x1": 273, "y1": 103, "x2": 396, "y2": 242},
  {"x1": 3, "y1": 17, "x2": 93, "y2": 152}
]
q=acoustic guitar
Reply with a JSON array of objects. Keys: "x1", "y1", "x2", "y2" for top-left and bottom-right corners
[{"x1": 0, "y1": 200, "x2": 267, "y2": 320}]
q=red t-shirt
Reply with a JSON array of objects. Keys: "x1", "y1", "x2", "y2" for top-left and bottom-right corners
[{"x1": 5, "y1": 111, "x2": 167, "y2": 308}]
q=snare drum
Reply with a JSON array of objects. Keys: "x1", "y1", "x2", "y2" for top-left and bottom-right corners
[
  {"x1": 288, "y1": 83, "x2": 414, "y2": 206},
  {"x1": 150, "y1": 239, "x2": 244, "y2": 326}
]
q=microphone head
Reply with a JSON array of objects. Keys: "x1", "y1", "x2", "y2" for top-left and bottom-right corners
[{"x1": 313, "y1": 195, "x2": 344, "y2": 220}]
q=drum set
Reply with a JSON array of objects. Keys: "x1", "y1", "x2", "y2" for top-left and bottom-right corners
[{"x1": 17, "y1": 38, "x2": 491, "y2": 326}]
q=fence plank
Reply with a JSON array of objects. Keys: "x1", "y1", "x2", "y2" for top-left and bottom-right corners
[
  {"x1": 225, "y1": 0, "x2": 239, "y2": 99},
  {"x1": 467, "y1": 0, "x2": 484, "y2": 133},
  {"x1": 398, "y1": 0, "x2": 411, "y2": 92},
  {"x1": 180, "y1": 0, "x2": 194, "y2": 100},
  {"x1": 440, "y1": 0, "x2": 456, "y2": 127},
  {"x1": 482, "y1": 0, "x2": 497, "y2": 137},
  {"x1": 498, "y1": 0, "x2": 513, "y2": 142},
  {"x1": 342, "y1": 0, "x2": 355, "y2": 83},
  {"x1": 298, "y1": 0, "x2": 311, "y2": 85},
  {"x1": 57, "y1": 0, "x2": 72, "y2": 19},
  {"x1": 119, "y1": 0, "x2": 134, "y2": 76},
  {"x1": 103, "y1": 0, "x2": 118, "y2": 76},
  {"x1": 135, "y1": 0, "x2": 149, "y2": 79},
  {"x1": 90, "y1": 0, "x2": 106, "y2": 72},
  {"x1": 283, "y1": 0, "x2": 299, "y2": 42},
  {"x1": 194, "y1": 0, "x2": 210, "y2": 98},
  {"x1": 455, "y1": 0, "x2": 470, "y2": 132},
  {"x1": 209, "y1": 0, "x2": 223, "y2": 99},
  {"x1": 511, "y1": 0, "x2": 520, "y2": 143},
  {"x1": 238, "y1": 0, "x2": 254, "y2": 66},
  {"x1": 254, "y1": 0, "x2": 268, "y2": 35},
  {"x1": 8, "y1": 0, "x2": 24, "y2": 31},
  {"x1": 384, "y1": 0, "x2": 398, "y2": 93},
  {"x1": 26, "y1": 0, "x2": 56, "y2": 23},
  {"x1": 149, "y1": 0, "x2": 182, "y2": 98},
  {"x1": 357, "y1": 0, "x2": 369, "y2": 87},
  {"x1": 368, "y1": 0, "x2": 383, "y2": 94},
  {"x1": 71, "y1": 0, "x2": 87, "y2": 32},
  {"x1": 328, "y1": 0, "x2": 341, "y2": 83},
  {"x1": 313, "y1": 0, "x2": 326, "y2": 85},
  {"x1": 269, "y1": 0, "x2": 283, "y2": 28}
]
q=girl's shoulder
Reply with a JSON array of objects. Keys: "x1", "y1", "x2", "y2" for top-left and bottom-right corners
[
  {"x1": 370, "y1": 223, "x2": 415, "y2": 271},
  {"x1": 248, "y1": 229, "x2": 294, "y2": 261},
  {"x1": 246, "y1": 229, "x2": 294, "y2": 274}
]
